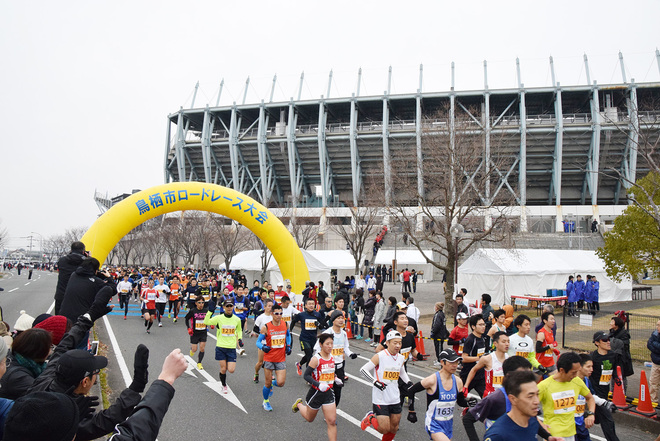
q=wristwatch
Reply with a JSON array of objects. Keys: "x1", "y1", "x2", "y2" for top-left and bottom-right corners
[{"x1": 584, "y1": 410, "x2": 595, "y2": 417}]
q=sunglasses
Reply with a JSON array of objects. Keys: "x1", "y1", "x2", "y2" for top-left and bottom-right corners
[
  {"x1": 196, "y1": 301, "x2": 205, "y2": 304},
  {"x1": 599, "y1": 338, "x2": 610, "y2": 343},
  {"x1": 272, "y1": 312, "x2": 283, "y2": 316}
]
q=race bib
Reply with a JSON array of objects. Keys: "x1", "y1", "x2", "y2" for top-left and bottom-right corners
[
  {"x1": 575, "y1": 395, "x2": 586, "y2": 417},
  {"x1": 434, "y1": 401, "x2": 454, "y2": 421},
  {"x1": 492, "y1": 375, "x2": 504, "y2": 387},
  {"x1": 544, "y1": 348, "x2": 554, "y2": 357},
  {"x1": 382, "y1": 370, "x2": 400, "y2": 382},
  {"x1": 121, "y1": 289, "x2": 128, "y2": 293},
  {"x1": 305, "y1": 319, "x2": 317, "y2": 330},
  {"x1": 235, "y1": 303, "x2": 244, "y2": 312},
  {"x1": 195, "y1": 322, "x2": 206, "y2": 330},
  {"x1": 401, "y1": 347, "x2": 411, "y2": 361},
  {"x1": 458, "y1": 344, "x2": 464, "y2": 354},
  {"x1": 271, "y1": 337, "x2": 285, "y2": 348},
  {"x1": 319, "y1": 372, "x2": 335, "y2": 383},
  {"x1": 599, "y1": 369, "x2": 612, "y2": 385},
  {"x1": 477, "y1": 347, "x2": 485, "y2": 358},
  {"x1": 283, "y1": 315, "x2": 291, "y2": 322},
  {"x1": 171, "y1": 289, "x2": 178, "y2": 294},
  {"x1": 221, "y1": 326, "x2": 235, "y2": 335},
  {"x1": 515, "y1": 351, "x2": 529, "y2": 357},
  {"x1": 551, "y1": 390, "x2": 576, "y2": 414},
  {"x1": 332, "y1": 347, "x2": 344, "y2": 357}
]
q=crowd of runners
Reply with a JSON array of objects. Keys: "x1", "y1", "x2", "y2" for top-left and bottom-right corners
[{"x1": 88, "y1": 264, "x2": 640, "y2": 441}]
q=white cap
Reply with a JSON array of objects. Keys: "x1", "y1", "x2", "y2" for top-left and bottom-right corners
[
  {"x1": 386, "y1": 330, "x2": 403, "y2": 341},
  {"x1": 456, "y1": 312, "x2": 468, "y2": 320}
]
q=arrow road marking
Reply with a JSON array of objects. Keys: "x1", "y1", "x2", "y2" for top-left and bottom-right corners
[{"x1": 184, "y1": 355, "x2": 247, "y2": 414}]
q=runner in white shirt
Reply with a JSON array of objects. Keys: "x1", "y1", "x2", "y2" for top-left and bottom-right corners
[
  {"x1": 116, "y1": 274, "x2": 133, "y2": 320},
  {"x1": 252, "y1": 299, "x2": 273, "y2": 383},
  {"x1": 280, "y1": 295, "x2": 299, "y2": 327},
  {"x1": 463, "y1": 331, "x2": 510, "y2": 397},
  {"x1": 405, "y1": 298, "x2": 420, "y2": 323},
  {"x1": 507, "y1": 314, "x2": 544, "y2": 372},
  {"x1": 359, "y1": 330, "x2": 411, "y2": 441},
  {"x1": 155, "y1": 276, "x2": 170, "y2": 327}
]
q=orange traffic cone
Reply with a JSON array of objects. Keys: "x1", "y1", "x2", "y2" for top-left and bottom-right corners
[
  {"x1": 612, "y1": 366, "x2": 629, "y2": 409},
  {"x1": 345, "y1": 317, "x2": 354, "y2": 339},
  {"x1": 635, "y1": 370, "x2": 656, "y2": 415},
  {"x1": 416, "y1": 331, "x2": 428, "y2": 358}
]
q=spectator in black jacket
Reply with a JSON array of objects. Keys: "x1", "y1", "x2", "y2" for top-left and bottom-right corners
[
  {"x1": 54, "y1": 241, "x2": 86, "y2": 315},
  {"x1": 610, "y1": 316, "x2": 634, "y2": 392},
  {"x1": 316, "y1": 281, "x2": 328, "y2": 306},
  {"x1": 0, "y1": 327, "x2": 52, "y2": 400},
  {"x1": 430, "y1": 302, "x2": 448, "y2": 366}
]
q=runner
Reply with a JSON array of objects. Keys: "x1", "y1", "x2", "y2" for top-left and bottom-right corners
[
  {"x1": 508, "y1": 314, "x2": 544, "y2": 372},
  {"x1": 185, "y1": 295, "x2": 208, "y2": 369},
  {"x1": 252, "y1": 299, "x2": 274, "y2": 383},
  {"x1": 184, "y1": 278, "x2": 198, "y2": 311},
  {"x1": 314, "y1": 310, "x2": 358, "y2": 406},
  {"x1": 461, "y1": 314, "x2": 488, "y2": 398},
  {"x1": 273, "y1": 282, "x2": 286, "y2": 304},
  {"x1": 116, "y1": 274, "x2": 132, "y2": 320},
  {"x1": 359, "y1": 330, "x2": 412, "y2": 441},
  {"x1": 196, "y1": 278, "x2": 212, "y2": 307},
  {"x1": 256, "y1": 303, "x2": 291, "y2": 411},
  {"x1": 447, "y1": 312, "x2": 469, "y2": 355},
  {"x1": 141, "y1": 278, "x2": 158, "y2": 334},
  {"x1": 463, "y1": 331, "x2": 510, "y2": 398},
  {"x1": 538, "y1": 352, "x2": 596, "y2": 440},
  {"x1": 155, "y1": 276, "x2": 170, "y2": 327},
  {"x1": 292, "y1": 333, "x2": 339, "y2": 441},
  {"x1": 589, "y1": 331, "x2": 622, "y2": 441},
  {"x1": 233, "y1": 285, "x2": 251, "y2": 355},
  {"x1": 536, "y1": 311, "x2": 559, "y2": 374},
  {"x1": 290, "y1": 298, "x2": 326, "y2": 375},
  {"x1": 204, "y1": 298, "x2": 243, "y2": 394},
  {"x1": 406, "y1": 349, "x2": 475, "y2": 441},
  {"x1": 168, "y1": 275, "x2": 182, "y2": 322},
  {"x1": 280, "y1": 295, "x2": 299, "y2": 329}
]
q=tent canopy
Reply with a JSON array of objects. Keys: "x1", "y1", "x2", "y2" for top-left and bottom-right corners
[
  {"x1": 373, "y1": 249, "x2": 432, "y2": 266},
  {"x1": 459, "y1": 249, "x2": 632, "y2": 306}
]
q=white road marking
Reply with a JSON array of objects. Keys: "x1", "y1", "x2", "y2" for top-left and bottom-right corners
[
  {"x1": 336, "y1": 408, "x2": 381, "y2": 438},
  {"x1": 184, "y1": 355, "x2": 247, "y2": 413},
  {"x1": 47, "y1": 300, "x2": 55, "y2": 314},
  {"x1": 24, "y1": 282, "x2": 30, "y2": 286},
  {"x1": 102, "y1": 315, "x2": 133, "y2": 388},
  {"x1": 8, "y1": 288, "x2": 18, "y2": 293},
  {"x1": 591, "y1": 435, "x2": 606, "y2": 441}
]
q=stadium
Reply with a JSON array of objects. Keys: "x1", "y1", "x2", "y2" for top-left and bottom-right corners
[{"x1": 160, "y1": 55, "x2": 660, "y2": 236}]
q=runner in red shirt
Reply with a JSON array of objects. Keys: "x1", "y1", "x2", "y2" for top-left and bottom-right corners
[
  {"x1": 257, "y1": 303, "x2": 291, "y2": 411},
  {"x1": 536, "y1": 311, "x2": 559, "y2": 373},
  {"x1": 141, "y1": 279, "x2": 158, "y2": 334}
]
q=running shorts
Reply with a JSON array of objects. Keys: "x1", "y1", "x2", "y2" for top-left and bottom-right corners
[
  {"x1": 373, "y1": 403, "x2": 402, "y2": 416},
  {"x1": 215, "y1": 347, "x2": 237, "y2": 362},
  {"x1": 263, "y1": 361, "x2": 286, "y2": 371},
  {"x1": 305, "y1": 387, "x2": 335, "y2": 410},
  {"x1": 191, "y1": 333, "x2": 207, "y2": 344}
]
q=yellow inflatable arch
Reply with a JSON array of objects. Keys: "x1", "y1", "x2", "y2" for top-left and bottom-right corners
[{"x1": 81, "y1": 182, "x2": 310, "y2": 293}]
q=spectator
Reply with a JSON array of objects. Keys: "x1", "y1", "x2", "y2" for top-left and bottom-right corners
[
  {"x1": 609, "y1": 316, "x2": 634, "y2": 393},
  {"x1": 0, "y1": 322, "x2": 12, "y2": 349},
  {"x1": 12, "y1": 310, "x2": 35, "y2": 337},
  {"x1": 316, "y1": 281, "x2": 328, "y2": 306},
  {"x1": 402, "y1": 267, "x2": 412, "y2": 293},
  {"x1": 647, "y1": 319, "x2": 660, "y2": 403},
  {"x1": 453, "y1": 291, "x2": 469, "y2": 327},
  {"x1": 480, "y1": 293, "x2": 494, "y2": 324},
  {"x1": 383, "y1": 296, "x2": 398, "y2": 324},
  {"x1": 362, "y1": 290, "x2": 377, "y2": 343},
  {"x1": 411, "y1": 269, "x2": 418, "y2": 293},
  {"x1": 502, "y1": 305, "x2": 515, "y2": 332},
  {"x1": 0, "y1": 338, "x2": 13, "y2": 439},
  {"x1": 566, "y1": 275, "x2": 576, "y2": 317},
  {"x1": 0, "y1": 328, "x2": 52, "y2": 399},
  {"x1": 430, "y1": 302, "x2": 448, "y2": 366},
  {"x1": 33, "y1": 315, "x2": 70, "y2": 346},
  {"x1": 371, "y1": 292, "x2": 386, "y2": 347},
  {"x1": 54, "y1": 241, "x2": 86, "y2": 315},
  {"x1": 405, "y1": 296, "x2": 420, "y2": 323},
  {"x1": 574, "y1": 274, "x2": 586, "y2": 312}
]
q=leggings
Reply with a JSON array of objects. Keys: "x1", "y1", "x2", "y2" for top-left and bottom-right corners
[
  {"x1": 119, "y1": 295, "x2": 129, "y2": 316},
  {"x1": 334, "y1": 363, "x2": 345, "y2": 406},
  {"x1": 299, "y1": 340, "x2": 314, "y2": 368},
  {"x1": 433, "y1": 338, "x2": 444, "y2": 361}
]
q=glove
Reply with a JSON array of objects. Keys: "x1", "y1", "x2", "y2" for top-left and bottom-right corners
[
  {"x1": 129, "y1": 344, "x2": 149, "y2": 393},
  {"x1": 238, "y1": 339, "x2": 244, "y2": 348},
  {"x1": 188, "y1": 328, "x2": 193, "y2": 336},
  {"x1": 87, "y1": 286, "x2": 115, "y2": 321},
  {"x1": 349, "y1": 353, "x2": 358, "y2": 360},
  {"x1": 538, "y1": 365, "x2": 548, "y2": 375},
  {"x1": 334, "y1": 377, "x2": 344, "y2": 386},
  {"x1": 208, "y1": 299, "x2": 217, "y2": 313},
  {"x1": 416, "y1": 353, "x2": 425, "y2": 361},
  {"x1": 73, "y1": 394, "x2": 100, "y2": 419},
  {"x1": 604, "y1": 401, "x2": 617, "y2": 413},
  {"x1": 262, "y1": 345, "x2": 271, "y2": 353},
  {"x1": 462, "y1": 387, "x2": 469, "y2": 397},
  {"x1": 467, "y1": 397, "x2": 478, "y2": 407},
  {"x1": 552, "y1": 341, "x2": 558, "y2": 347},
  {"x1": 318, "y1": 383, "x2": 330, "y2": 392},
  {"x1": 553, "y1": 349, "x2": 561, "y2": 356},
  {"x1": 374, "y1": 380, "x2": 387, "y2": 391},
  {"x1": 406, "y1": 381, "x2": 414, "y2": 390},
  {"x1": 407, "y1": 411, "x2": 418, "y2": 423},
  {"x1": 286, "y1": 345, "x2": 292, "y2": 355}
]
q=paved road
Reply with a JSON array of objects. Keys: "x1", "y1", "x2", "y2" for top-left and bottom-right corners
[{"x1": 1, "y1": 271, "x2": 656, "y2": 441}]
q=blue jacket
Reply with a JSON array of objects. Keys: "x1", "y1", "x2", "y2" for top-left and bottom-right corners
[
  {"x1": 592, "y1": 281, "x2": 599, "y2": 302},
  {"x1": 574, "y1": 279, "x2": 586, "y2": 301},
  {"x1": 647, "y1": 330, "x2": 660, "y2": 365},
  {"x1": 566, "y1": 280, "x2": 576, "y2": 302}
]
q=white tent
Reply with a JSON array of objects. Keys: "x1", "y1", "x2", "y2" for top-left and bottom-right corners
[
  {"x1": 373, "y1": 249, "x2": 436, "y2": 280},
  {"x1": 306, "y1": 250, "x2": 357, "y2": 284},
  {"x1": 458, "y1": 249, "x2": 632, "y2": 306},
  {"x1": 220, "y1": 249, "x2": 332, "y2": 303}
]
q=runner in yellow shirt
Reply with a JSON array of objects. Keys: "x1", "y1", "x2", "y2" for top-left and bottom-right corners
[{"x1": 204, "y1": 298, "x2": 244, "y2": 394}]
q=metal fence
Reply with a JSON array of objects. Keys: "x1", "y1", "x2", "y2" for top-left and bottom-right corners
[{"x1": 561, "y1": 307, "x2": 660, "y2": 362}]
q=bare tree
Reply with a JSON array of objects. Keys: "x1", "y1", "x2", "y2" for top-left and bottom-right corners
[
  {"x1": 145, "y1": 226, "x2": 167, "y2": 268},
  {"x1": 116, "y1": 235, "x2": 136, "y2": 266},
  {"x1": 246, "y1": 233, "x2": 272, "y2": 284},
  {"x1": 212, "y1": 217, "x2": 249, "y2": 271},
  {"x1": 45, "y1": 234, "x2": 68, "y2": 263},
  {"x1": 64, "y1": 227, "x2": 87, "y2": 245},
  {"x1": 130, "y1": 233, "x2": 149, "y2": 266},
  {"x1": 176, "y1": 211, "x2": 203, "y2": 267},
  {"x1": 291, "y1": 215, "x2": 320, "y2": 250},
  {"x1": 161, "y1": 221, "x2": 180, "y2": 268},
  {"x1": 328, "y1": 206, "x2": 381, "y2": 275},
  {"x1": 384, "y1": 107, "x2": 516, "y2": 318},
  {"x1": 0, "y1": 221, "x2": 7, "y2": 251}
]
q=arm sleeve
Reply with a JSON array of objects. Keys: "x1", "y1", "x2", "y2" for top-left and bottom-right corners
[
  {"x1": 286, "y1": 329, "x2": 291, "y2": 346},
  {"x1": 360, "y1": 360, "x2": 377, "y2": 383},
  {"x1": 184, "y1": 310, "x2": 193, "y2": 329},
  {"x1": 289, "y1": 314, "x2": 300, "y2": 331},
  {"x1": 343, "y1": 332, "x2": 353, "y2": 357},
  {"x1": 527, "y1": 350, "x2": 541, "y2": 368},
  {"x1": 462, "y1": 410, "x2": 482, "y2": 441},
  {"x1": 399, "y1": 365, "x2": 410, "y2": 384},
  {"x1": 536, "y1": 341, "x2": 549, "y2": 353},
  {"x1": 256, "y1": 333, "x2": 266, "y2": 350},
  {"x1": 303, "y1": 366, "x2": 319, "y2": 388},
  {"x1": 537, "y1": 424, "x2": 551, "y2": 440}
]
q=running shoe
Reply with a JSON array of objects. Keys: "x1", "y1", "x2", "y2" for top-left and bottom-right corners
[
  {"x1": 238, "y1": 348, "x2": 246, "y2": 356},
  {"x1": 222, "y1": 385, "x2": 228, "y2": 394},
  {"x1": 173, "y1": 318, "x2": 177, "y2": 323},
  {"x1": 292, "y1": 398, "x2": 302, "y2": 413},
  {"x1": 364, "y1": 338, "x2": 371, "y2": 342},
  {"x1": 263, "y1": 400, "x2": 273, "y2": 412},
  {"x1": 168, "y1": 313, "x2": 171, "y2": 318},
  {"x1": 190, "y1": 350, "x2": 195, "y2": 357},
  {"x1": 356, "y1": 335, "x2": 362, "y2": 340},
  {"x1": 361, "y1": 411, "x2": 375, "y2": 431},
  {"x1": 296, "y1": 362, "x2": 302, "y2": 376},
  {"x1": 158, "y1": 323, "x2": 163, "y2": 327},
  {"x1": 197, "y1": 363, "x2": 204, "y2": 370},
  {"x1": 123, "y1": 316, "x2": 126, "y2": 320},
  {"x1": 254, "y1": 374, "x2": 259, "y2": 383},
  {"x1": 146, "y1": 329, "x2": 150, "y2": 334}
]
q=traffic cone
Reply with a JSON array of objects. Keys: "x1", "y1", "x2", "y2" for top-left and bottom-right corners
[
  {"x1": 612, "y1": 366, "x2": 630, "y2": 409},
  {"x1": 345, "y1": 317, "x2": 354, "y2": 339},
  {"x1": 635, "y1": 370, "x2": 656, "y2": 415},
  {"x1": 416, "y1": 331, "x2": 428, "y2": 358}
]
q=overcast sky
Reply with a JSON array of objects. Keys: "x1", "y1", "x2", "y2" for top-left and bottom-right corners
[{"x1": 1, "y1": 0, "x2": 659, "y2": 250}]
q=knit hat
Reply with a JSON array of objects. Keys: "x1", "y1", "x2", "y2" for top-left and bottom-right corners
[
  {"x1": 13, "y1": 311, "x2": 35, "y2": 332},
  {"x1": 0, "y1": 338, "x2": 8, "y2": 361},
  {"x1": 4, "y1": 391, "x2": 79, "y2": 441},
  {"x1": 32, "y1": 313, "x2": 53, "y2": 328},
  {"x1": 330, "y1": 310, "x2": 344, "y2": 323},
  {"x1": 34, "y1": 316, "x2": 69, "y2": 345}
]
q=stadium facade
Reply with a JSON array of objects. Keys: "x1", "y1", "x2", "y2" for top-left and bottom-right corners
[{"x1": 163, "y1": 58, "x2": 660, "y2": 234}]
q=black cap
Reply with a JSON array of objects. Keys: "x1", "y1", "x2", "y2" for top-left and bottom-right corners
[
  {"x1": 223, "y1": 300, "x2": 234, "y2": 307},
  {"x1": 592, "y1": 331, "x2": 609, "y2": 342},
  {"x1": 439, "y1": 348, "x2": 461, "y2": 362},
  {"x1": 56, "y1": 349, "x2": 108, "y2": 387},
  {"x1": 330, "y1": 310, "x2": 344, "y2": 323},
  {"x1": 4, "y1": 391, "x2": 79, "y2": 441}
]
